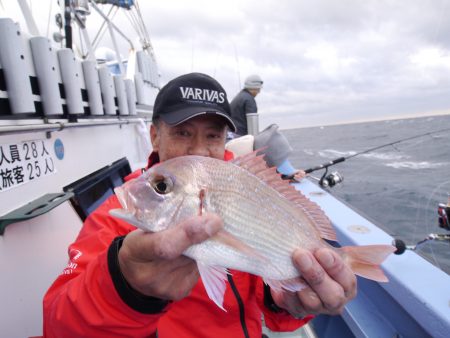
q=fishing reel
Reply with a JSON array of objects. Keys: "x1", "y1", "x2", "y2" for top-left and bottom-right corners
[
  {"x1": 307, "y1": 168, "x2": 344, "y2": 188},
  {"x1": 304, "y1": 157, "x2": 345, "y2": 188},
  {"x1": 320, "y1": 170, "x2": 344, "y2": 188},
  {"x1": 393, "y1": 196, "x2": 450, "y2": 255},
  {"x1": 437, "y1": 199, "x2": 450, "y2": 231}
]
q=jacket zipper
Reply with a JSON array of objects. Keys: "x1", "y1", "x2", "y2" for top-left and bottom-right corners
[{"x1": 227, "y1": 274, "x2": 250, "y2": 338}]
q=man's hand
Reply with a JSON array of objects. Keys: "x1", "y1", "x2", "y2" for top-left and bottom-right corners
[
  {"x1": 118, "y1": 213, "x2": 223, "y2": 301},
  {"x1": 271, "y1": 248, "x2": 357, "y2": 317},
  {"x1": 293, "y1": 170, "x2": 306, "y2": 182}
]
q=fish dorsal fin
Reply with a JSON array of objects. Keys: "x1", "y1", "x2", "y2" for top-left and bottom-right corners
[{"x1": 232, "y1": 150, "x2": 337, "y2": 241}]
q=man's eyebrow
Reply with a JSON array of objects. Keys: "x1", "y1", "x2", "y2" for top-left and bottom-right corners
[
  {"x1": 204, "y1": 120, "x2": 227, "y2": 130},
  {"x1": 207, "y1": 124, "x2": 226, "y2": 131}
]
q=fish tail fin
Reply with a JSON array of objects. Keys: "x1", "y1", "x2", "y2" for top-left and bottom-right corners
[{"x1": 339, "y1": 245, "x2": 396, "y2": 282}]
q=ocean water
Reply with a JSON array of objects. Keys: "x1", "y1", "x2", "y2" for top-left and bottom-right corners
[{"x1": 282, "y1": 114, "x2": 450, "y2": 275}]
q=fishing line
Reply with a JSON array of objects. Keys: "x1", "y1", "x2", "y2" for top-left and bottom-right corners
[{"x1": 304, "y1": 125, "x2": 450, "y2": 174}]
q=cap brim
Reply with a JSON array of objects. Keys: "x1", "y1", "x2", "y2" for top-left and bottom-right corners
[{"x1": 158, "y1": 106, "x2": 237, "y2": 132}]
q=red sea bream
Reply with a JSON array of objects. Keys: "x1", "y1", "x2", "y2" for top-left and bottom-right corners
[{"x1": 111, "y1": 152, "x2": 395, "y2": 310}]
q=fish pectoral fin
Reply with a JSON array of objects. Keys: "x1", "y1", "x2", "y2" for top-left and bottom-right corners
[
  {"x1": 265, "y1": 277, "x2": 307, "y2": 293},
  {"x1": 197, "y1": 262, "x2": 229, "y2": 311},
  {"x1": 210, "y1": 229, "x2": 269, "y2": 264}
]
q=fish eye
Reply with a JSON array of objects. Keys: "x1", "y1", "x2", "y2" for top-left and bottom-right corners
[
  {"x1": 152, "y1": 176, "x2": 173, "y2": 195},
  {"x1": 155, "y1": 181, "x2": 167, "y2": 193}
]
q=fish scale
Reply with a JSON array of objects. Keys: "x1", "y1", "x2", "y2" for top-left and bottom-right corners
[{"x1": 206, "y1": 187, "x2": 311, "y2": 274}]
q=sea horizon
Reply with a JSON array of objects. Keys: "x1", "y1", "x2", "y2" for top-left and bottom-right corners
[{"x1": 260, "y1": 109, "x2": 450, "y2": 131}]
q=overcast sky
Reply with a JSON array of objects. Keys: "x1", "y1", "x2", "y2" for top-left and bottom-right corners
[
  {"x1": 139, "y1": 0, "x2": 450, "y2": 128},
  {"x1": 3, "y1": 0, "x2": 450, "y2": 129}
]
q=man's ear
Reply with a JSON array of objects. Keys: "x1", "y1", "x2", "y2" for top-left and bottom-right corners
[{"x1": 150, "y1": 124, "x2": 160, "y2": 152}]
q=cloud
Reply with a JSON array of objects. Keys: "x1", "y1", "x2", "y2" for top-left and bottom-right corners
[{"x1": 125, "y1": 0, "x2": 447, "y2": 129}]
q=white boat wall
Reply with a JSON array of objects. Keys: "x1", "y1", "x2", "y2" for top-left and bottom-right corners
[
  {"x1": 1, "y1": 2, "x2": 450, "y2": 338},
  {"x1": 0, "y1": 1, "x2": 159, "y2": 337}
]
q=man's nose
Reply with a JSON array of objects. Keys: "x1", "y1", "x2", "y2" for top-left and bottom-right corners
[{"x1": 188, "y1": 136, "x2": 209, "y2": 156}]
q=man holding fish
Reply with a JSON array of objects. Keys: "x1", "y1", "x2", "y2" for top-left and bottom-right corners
[{"x1": 44, "y1": 73, "x2": 370, "y2": 338}]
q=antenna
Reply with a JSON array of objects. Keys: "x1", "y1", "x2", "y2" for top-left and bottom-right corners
[
  {"x1": 233, "y1": 42, "x2": 241, "y2": 90},
  {"x1": 191, "y1": 38, "x2": 195, "y2": 72}
]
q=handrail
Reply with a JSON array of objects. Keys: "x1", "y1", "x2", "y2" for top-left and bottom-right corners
[
  {"x1": 0, "y1": 117, "x2": 151, "y2": 136},
  {"x1": 0, "y1": 192, "x2": 74, "y2": 235}
]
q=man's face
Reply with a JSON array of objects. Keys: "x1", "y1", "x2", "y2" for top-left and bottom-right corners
[
  {"x1": 248, "y1": 88, "x2": 261, "y2": 97},
  {"x1": 150, "y1": 115, "x2": 228, "y2": 162}
]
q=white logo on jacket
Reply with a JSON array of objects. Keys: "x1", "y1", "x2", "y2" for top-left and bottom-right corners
[
  {"x1": 179, "y1": 87, "x2": 225, "y2": 104},
  {"x1": 62, "y1": 248, "x2": 83, "y2": 275}
]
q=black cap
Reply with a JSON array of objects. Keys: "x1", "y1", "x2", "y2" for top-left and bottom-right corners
[{"x1": 152, "y1": 73, "x2": 236, "y2": 132}]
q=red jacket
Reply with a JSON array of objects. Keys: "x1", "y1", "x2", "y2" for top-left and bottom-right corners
[{"x1": 43, "y1": 152, "x2": 312, "y2": 337}]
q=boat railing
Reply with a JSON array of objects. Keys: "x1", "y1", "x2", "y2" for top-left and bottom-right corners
[
  {"x1": 0, "y1": 117, "x2": 151, "y2": 136},
  {"x1": 0, "y1": 14, "x2": 158, "y2": 126},
  {"x1": 295, "y1": 178, "x2": 450, "y2": 338}
]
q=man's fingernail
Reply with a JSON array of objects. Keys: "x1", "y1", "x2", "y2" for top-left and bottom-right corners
[{"x1": 318, "y1": 250, "x2": 335, "y2": 268}]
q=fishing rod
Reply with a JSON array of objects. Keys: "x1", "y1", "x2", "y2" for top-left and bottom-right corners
[
  {"x1": 304, "y1": 125, "x2": 450, "y2": 187},
  {"x1": 393, "y1": 195, "x2": 450, "y2": 255}
]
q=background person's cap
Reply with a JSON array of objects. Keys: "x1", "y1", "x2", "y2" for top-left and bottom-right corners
[
  {"x1": 244, "y1": 74, "x2": 263, "y2": 89},
  {"x1": 152, "y1": 73, "x2": 236, "y2": 132}
]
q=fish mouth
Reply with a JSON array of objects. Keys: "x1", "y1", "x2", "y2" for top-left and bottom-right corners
[
  {"x1": 109, "y1": 208, "x2": 135, "y2": 222},
  {"x1": 110, "y1": 186, "x2": 139, "y2": 225},
  {"x1": 114, "y1": 185, "x2": 133, "y2": 212}
]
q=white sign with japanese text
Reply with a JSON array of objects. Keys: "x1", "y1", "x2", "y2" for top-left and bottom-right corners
[{"x1": 0, "y1": 139, "x2": 57, "y2": 192}]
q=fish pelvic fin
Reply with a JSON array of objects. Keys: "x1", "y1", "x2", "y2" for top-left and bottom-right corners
[
  {"x1": 231, "y1": 149, "x2": 337, "y2": 241},
  {"x1": 264, "y1": 277, "x2": 307, "y2": 293},
  {"x1": 339, "y1": 245, "x2": 396, "y2": 282},
  {"x1": 197, "y1": 262, "x2": 229, "y2": 311}
]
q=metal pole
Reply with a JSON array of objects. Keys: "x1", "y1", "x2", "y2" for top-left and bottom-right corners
[
  {"x1": 107, "y1": 22, "x2": 125, "y2": 74},
  {"x1": 16, "y1": 0, "x2": 40, "y2": 36},
  {"x1": 64, "y1": 0, "x2": 72, "y2": 49},
  {"x1": 88, "y1": 0, "x2": 134, "y2": 49}
]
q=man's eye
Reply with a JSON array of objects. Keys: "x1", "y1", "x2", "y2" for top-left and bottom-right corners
[{"x1": 176, "y1": 130, "x2": 190, "y2": 137}]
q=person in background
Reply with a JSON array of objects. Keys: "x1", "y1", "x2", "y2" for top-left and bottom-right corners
[
  {"x1": 43, "y1": 73, "x2": 356, "y2": 338},
  {"x1": 230, "y1": 74, "x2": 263, "y2": 137},
  {"x1": 226, "y1": 123, "x2": 307, "y2": 182}
]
